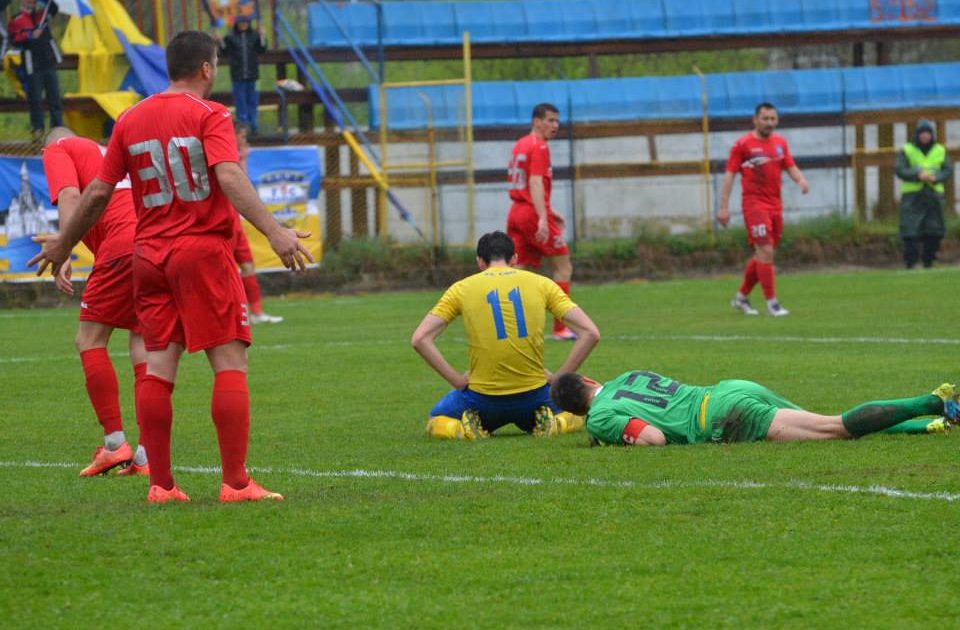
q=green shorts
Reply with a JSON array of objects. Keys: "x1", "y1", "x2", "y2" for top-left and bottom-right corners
[{"x1": 703, "y1": 380, "x2": 801, "y2": 443}]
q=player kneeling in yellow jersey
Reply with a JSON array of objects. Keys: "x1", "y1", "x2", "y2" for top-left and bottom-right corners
[{"x1": 412, "y1": 231, "x2": 600, "y2": 439}]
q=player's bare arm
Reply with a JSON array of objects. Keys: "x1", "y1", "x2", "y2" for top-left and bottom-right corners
[
  {"x1": 411, "y1": 314, "x2": 469, "y2": 390},
  {"x1": 787, "y1": 165, "x2": 810, "y2": 194},
  {"x1": 717, "y1": 171, "x2": 736, "y2": 227},
  {"x1": 529, "y1": 175, "x2": 550, "y2": 243},
  {"x1": 29, "y1": 178, "x2": 114, "y2": 276},
  {"x1": 630, "y1": 423, "x2": 667, "y2": 446},
  {"x1": 213, "y1": 161, "x2": 314, "y2": 271},
  {"x1": 52, "y1": 185, "x2": 82, "y2": 295},
  {"x1": 552, "y1": 307, "x2": 600, "y2": 377}
]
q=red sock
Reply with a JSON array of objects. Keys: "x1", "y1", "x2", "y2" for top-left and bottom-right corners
[
  {"x1": 241, "y1": 275, "x2": 263, "y2": 315},
  {"x1": 211, "y1": 370, "x2": 251, "y2": 490},
  {"x1": 133, "y1": 362, "x2": 147, "y2": 450},
  {"x1": 80, "y1": 348, "x2": 123, "y2": 435},
  {"x1": 554, "y1": 280, "x2": 571, "y2": 333},
  {"x1": 138, "y1": 375, "x2": 175, "y2": 490},
  {"x1": 755, "y1": 261, "x2": 777, "y2": 300},
  {"x1": 738, "y1": 259, "x2": 758, "y2": 297}
]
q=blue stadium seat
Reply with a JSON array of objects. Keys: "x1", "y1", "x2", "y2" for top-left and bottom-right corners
[
  {"x1": 308, "y1": 0, "x2": 960, "y2": 48},
  {"x1": 770, "y1": 69, "x2": 843, "y2": 114},
  {"x1": 764, "y1": 0, "x2": 805, "y2": 32},
  {"x1": 472, "y1": 82, "x2": 518, "y2": 127},
  {"x1": 800, "y1": 0, "x2": 870, "y2": 30},
  {"x1": 510, "y1": 82, "x2": 571, "y2": 122},
  {"x1": 664, "y1": 0, "x2": 735, "y2": 36},
  {"x1": 731, "y1": 0, "x2": 773, "y2": 33},
  {"x1": 418, "y1": 3, "x2": 459, "y2": 44},
  {"x1": 452, "y1": 3, "x2": 526, "y2": 43},
  {"x1": 901, "y1": 65, "x2": 945, "y2": 106},
  {"x1": 715, "y1": 73, "x2": 767, "y2": 117},
  {"x1": 839, "y1": 68, "x2": 870, "y2": 112},
  {"x1": 372, "y1": 63, "x2": 960, "y2": 129},
  {"x1": 857, "y1": 65, "x2": 907, "y2": 110},
  {"x1": 381, "y1": 2, "x2": 457, "y2": 46},
  {"x1": 558, "y1": 1, "x2": 602, "y2": 41},
  {"x1": 930, "y1": 63, "x2": 960, "y2": 106},
  {"x1": 650, "y1": 76, "x2": 703, "y2": 119},
  {"x1": 521, "y1": 0, "x2": 568, "y2": 42},
  {"x1": 624, "y1": 2, "x2": 668, "y2": 38},
  {"x1": 590, "y1": 0, "x2": 638, "y2": 39},
  {"x1": 307, "y1": 2, "x2": 365, "y2": 48},
  {"x1": 572, "y1": 79, "x2": 629, "y2": 122}
]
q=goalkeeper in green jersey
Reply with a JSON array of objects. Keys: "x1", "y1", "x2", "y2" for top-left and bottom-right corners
[{"x1": 550, "y1": 370, "x2": 957, "y2": 446}]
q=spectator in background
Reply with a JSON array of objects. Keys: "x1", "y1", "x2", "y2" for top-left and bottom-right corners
[
  {"x1": 8, "y1": 0, "x2": 63, "y2": 140},
  {"x1": 217, "y1": 15, "x2": 266, "y2": 136},
  {"x1": 895, "y1": 119, "x2": 954, "y2": 269}
]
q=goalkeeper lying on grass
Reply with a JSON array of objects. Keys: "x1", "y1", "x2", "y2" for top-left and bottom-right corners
[{"x1": 550, "y1": 370, "x2": 955, "y2": 446}]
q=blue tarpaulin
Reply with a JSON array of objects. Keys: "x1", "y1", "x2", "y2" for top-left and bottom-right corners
[
  {"x1": 310, "y1": 0, "x2": 960, "y2": 48},
  {"x1": 371, "y1": 62, "x2": 960, "y2": 129}
]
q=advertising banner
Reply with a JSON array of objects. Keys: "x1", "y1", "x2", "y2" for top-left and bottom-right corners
[{"x1": 0, "y1": 146, "x2": 323, "y2": 282}]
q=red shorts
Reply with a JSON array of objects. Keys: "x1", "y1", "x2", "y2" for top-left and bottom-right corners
[
  {"x1": 743, "y1": 207, "x2": 783, "y2": 247},
  {"x1": 232, "y1": 221, "x2": 254, "y2": 265},
  {"x1": 79, "y1": 254, "x2": 139, "y2": 332},
  {"x1": 133, "y1": 235, "x2": 252, "y2": 353},
  {"x1": 506, "y1": 202, "x2": 569, "y2": 268}
]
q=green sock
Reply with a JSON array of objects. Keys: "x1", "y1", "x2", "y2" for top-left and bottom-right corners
[
  {"x1": 841, "y1": 395, "x2": 943, "y2": 437},
  {"x1": 882, "y1": 419, "x2": 938, "y2": 435}
]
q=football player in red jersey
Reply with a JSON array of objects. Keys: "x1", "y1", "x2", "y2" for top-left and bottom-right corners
[
  {"x1": 507, "y1": 103, "x2": 576, "y2": 340},
  {"x1": 718, "y1": 102, "x2": 809, "y2": 317},
  {"x1": 31, "y1": 31, "x2": 312, "y2": 504},
  {"x1": 42, "y1": 127, "x2": 149, "y2": 477}
]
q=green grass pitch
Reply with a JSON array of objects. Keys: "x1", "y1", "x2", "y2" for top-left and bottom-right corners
[{"x1": 1, "y1": 267, "x2": 958, "y2": 627}]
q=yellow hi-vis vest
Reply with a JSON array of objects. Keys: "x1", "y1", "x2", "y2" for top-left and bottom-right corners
[{"x1": 902, "y1": 142, "x2": 946, "y2": 194}]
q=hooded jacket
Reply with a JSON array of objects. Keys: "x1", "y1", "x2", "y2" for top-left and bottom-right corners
[
  {"x1": 895, "y1": 119, "x2": 952, "y2": 196},
  {"x1": 221, "y1": 22, "x2": 266, "y2": 82}
]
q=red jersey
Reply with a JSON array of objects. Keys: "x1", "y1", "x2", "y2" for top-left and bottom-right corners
[
  {"x1": 725, "y1": 132, "x2": 796, "y2": 211},
  {"x1": 43, "y1": 136, "x2": 136, "y2": 264},
  {"x1": 98, "y1": 92, "x2": 240, "y2": 251},
  {"x1": 508, "y1": 133, "x2": 552, "y2": 209}
]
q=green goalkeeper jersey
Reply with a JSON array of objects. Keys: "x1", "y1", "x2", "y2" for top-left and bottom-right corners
[{"x1": 586, "y1": 371, "x2": 710, "y2": 445}]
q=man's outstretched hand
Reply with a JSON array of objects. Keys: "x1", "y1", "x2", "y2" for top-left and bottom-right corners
[
  {"x1": 27, "y1": 233, "x2": 72, "y2": 277},
  {"x1": 268, "y1": 228, "x2": 315, "y2": 271}
]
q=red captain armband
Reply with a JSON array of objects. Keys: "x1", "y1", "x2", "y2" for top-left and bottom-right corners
[{"x1": 622, "y1": 418, "x2": 649, "y2": 445}]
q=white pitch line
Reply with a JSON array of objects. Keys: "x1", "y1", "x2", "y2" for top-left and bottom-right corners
[
  {"x1": 3, "y1": 333, "x2": 959, "y2": 365},
  {"x1": 2, "y1": 460, "x2": 957, "y2": 503},
  {"x1": 612, "y1": 334, "x2": 960, "y2": 346}
]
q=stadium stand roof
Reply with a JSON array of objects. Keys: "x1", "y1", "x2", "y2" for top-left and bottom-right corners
[
  {"x1": 369, "y1": 62, "x2": 960, "y2": 129},
  {"x1": 310, "y1": 0, "x2": 960, "y2": 48}
]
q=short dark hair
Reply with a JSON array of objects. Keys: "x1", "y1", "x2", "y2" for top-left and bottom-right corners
[
  {"x1": 234, "y1": 120, "x2": 251, "y2": 137},
  {"x1": 755, "y1": 102, "x2": 777, "y2": 115},
  {"x1": 476, "y1": 231, "x2": 515, "y2": 265},
  {"x1": 551, "y1": 373, "x2": 593, "y2": 416},
  {"x1": 532, "y1": 103, "x2": 559, "y2": 120},
  {"x1": 166, "y1": 31, "x2": 218, "y2": 82}
]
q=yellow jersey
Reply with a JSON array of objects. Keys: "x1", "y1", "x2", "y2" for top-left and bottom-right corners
[{"x1": 430, "y1": 267, "x2": 576, "y2": 395}]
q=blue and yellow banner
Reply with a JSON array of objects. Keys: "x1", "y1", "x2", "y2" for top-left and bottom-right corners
[
  {"x1": 59, "y1": 0, "x2": 168, "y2": 137},
  {"x1": 0, "y1": 146, "x2": 324, "y2": 282},
  {"x1": 242, "y1": 146, "x2": 324, "y2": 272},
  {"x1": 0, "y1": 156, "x2": 95, "y2": 282},
  {"x1": 203, "y1": 0, "x2": 260, "y2": 28}
]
